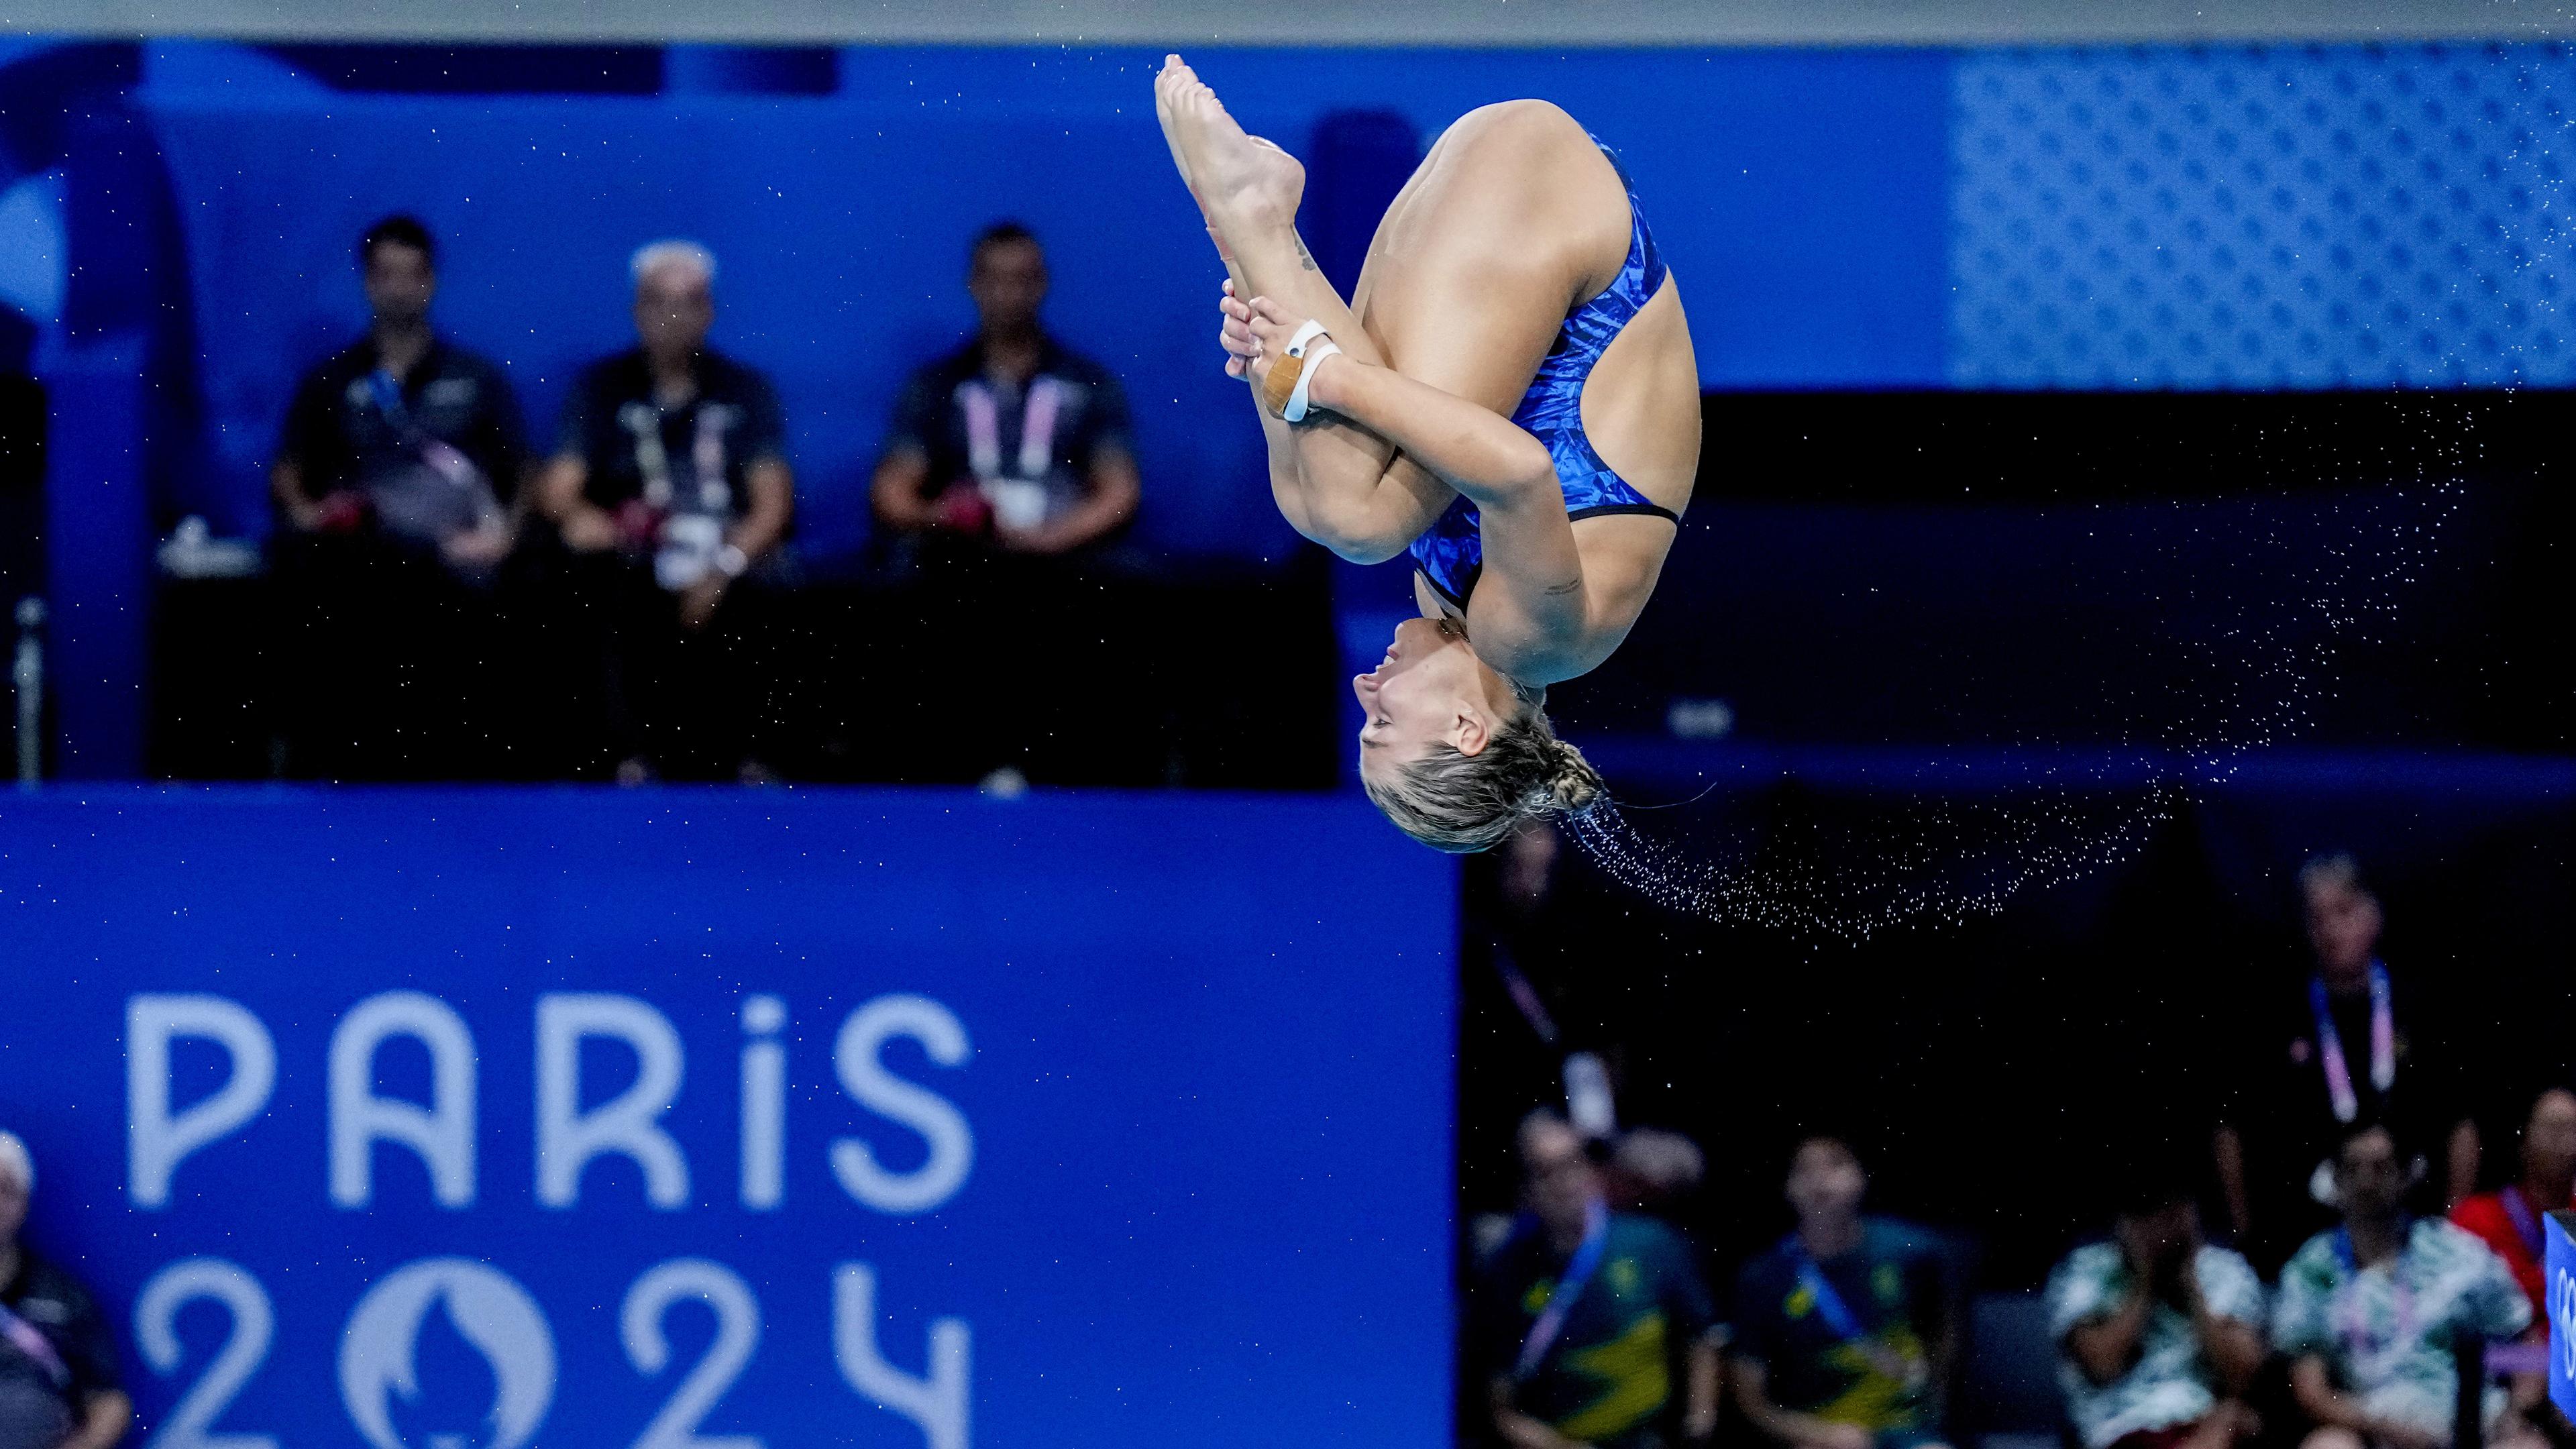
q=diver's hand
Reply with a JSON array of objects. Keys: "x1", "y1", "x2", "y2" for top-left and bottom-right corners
[
  {"x1": 1237, "y1": 294, "x2": 1334, "y2": 417},
  {"x1": 1218, "y1": 279, "x2": 1258, "y2": 379}
]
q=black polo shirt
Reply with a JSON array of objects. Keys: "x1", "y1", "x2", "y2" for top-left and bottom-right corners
[
  {"x1": 555, "y1": 347, "x2": 788, "y2": 519},
  {"x1": 2222, "y1": 963, "x2": 2461, "y2": 1262},
  {"x1": 276, "y1": 337, "x2": 526, "y2": 506},
  {"x1": 0, "y1": 1248, "x2": 119, "y2": 1411},
  {"x1": 883, "y1": 335, "x2": 1131, "y2": 521}
]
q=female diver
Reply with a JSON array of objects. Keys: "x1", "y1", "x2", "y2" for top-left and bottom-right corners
[{"x1": 1154, "y1": 56, "x2": 1701, "y2": 852}]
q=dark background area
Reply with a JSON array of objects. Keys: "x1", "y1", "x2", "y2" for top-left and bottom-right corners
[
  {"x1": 1458, "y1": 774, "x2": 2576, "y2": 1289},
  {"x1": 1561, "y1": 388, "x2": 2576, "y2": 752},
  {"x1": 1459, "y1": 384, "x2": 2576, "y2": 1297}
]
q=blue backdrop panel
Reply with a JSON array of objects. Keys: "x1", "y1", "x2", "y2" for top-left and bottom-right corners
[
  {"x1": 1951, "y1": 44, "x2": 2576, "y2": 388},
  {"x1": 0, "y1": 788, "x2": 1457, "y2": 1448},
  {"x1": 138, "y1": 44, "x2": 1951, "y2": 545}
]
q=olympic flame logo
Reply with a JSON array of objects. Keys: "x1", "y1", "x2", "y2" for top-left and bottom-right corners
[{"x1": 339, "y1": 1258, "x2": 557, "y2": 1449}]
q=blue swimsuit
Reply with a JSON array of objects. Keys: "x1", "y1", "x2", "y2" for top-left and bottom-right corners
[{"x1": 1408, "y1": 148, "x2": 1680, "y2": 610}]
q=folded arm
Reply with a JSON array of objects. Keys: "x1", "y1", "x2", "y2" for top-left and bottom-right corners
[
  {"x1": 1213, "y1": 272, "x2": 1447, "y2": 562},
  {"x1": 1240, "y1": 297, "x2": 1593, "y2": 677}
]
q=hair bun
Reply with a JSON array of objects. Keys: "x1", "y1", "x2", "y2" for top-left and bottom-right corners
[{"x1": 1544, "y1": 740, "x2": 1605, "y2": 817}]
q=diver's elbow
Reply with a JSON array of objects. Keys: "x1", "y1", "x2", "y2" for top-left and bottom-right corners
[
  {"x1": 1316, "y1": 529, "x2": 1409, "y2": 566},
  {"x1": 1302, "y1": 496, "x2": 1413, "y2": 564}
]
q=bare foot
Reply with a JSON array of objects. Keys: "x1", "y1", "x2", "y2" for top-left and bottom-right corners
[
  {"x1": 1150, "y1": 54, "x2": 1208, "y2": 207},
  {"x1": 1153, "y1": 55, "x2": 1304, "y2": 235}
]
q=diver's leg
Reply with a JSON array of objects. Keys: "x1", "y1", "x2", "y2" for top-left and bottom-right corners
[
  {"x1": 1158, "y1": 66, "x2": 1631, "y2": 561},
  {"x1": 1368, "y1": 105, "x2": 1680, "y2": 680},
  {"x1": 1155, "y1": 58, "x2": 1373, "y2": 364},
  {"x1": 1351, "y1": 101, "x2": 1631, "y2": 411},
  {"x1": 1324, "y1": 100, "x2": 1635, "y2": 559},
  {"x1": 1157, "y1": 57, "x2": 1431, "y2": 560}
]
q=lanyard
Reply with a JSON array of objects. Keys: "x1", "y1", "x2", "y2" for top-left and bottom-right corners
[
  {"x1": 2310, "y1": 962, "x2": 2394, "y2": 1124},
  {"x1": 370, "y1": 368, "x2": 486, "y2": 502},
  {"x1": 959, "y1": 376, "x2": 1063, "y2": 482},
  {"x1": 366, "y1": 369, "x2": 415, "y2": 437},
  {"x1": 0, "y1": 1300, "x2": 68, "y2": 1389},
  {"x1": 1515, "y1": 1199, "x2": 1609, "y2": 1381},
  {"x1": 2332, "y1": 1222, "x2": 2417, "y2": 1377},
  {"x1": 619, "y1": 402, "x2": 733, "y2": 514},
  {"x1": 2503, "y1": 1185, "x2": 2548, "y2": 1263},
  {"x1": 1788, "y1": 1232, "x2": 1924, "y2": 1385},
  {"x1": 1786, "y1": 1236, "x2": 1867, "y2": 1343}
]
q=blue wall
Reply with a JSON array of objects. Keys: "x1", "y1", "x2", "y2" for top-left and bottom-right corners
[
  {"x1": 126, "y1": 43, "x2": 1953, "y2": 551},
  {"x1": 0, "y1": 787, "x2": 1458, "y2": 1448},
  {"x1": 1950, "y1": 46, "x2": 2576, "y2": 387}
]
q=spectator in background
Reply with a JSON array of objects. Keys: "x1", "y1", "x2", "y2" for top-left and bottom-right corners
[
  {"x1": 2451, "y1": 1086, "x2": 2576, "y2": 1322},
  {"x1": 537, "y1": 240, "x2": 794, "y2": 782},
  {"x1": 268, "y1": 213, "x2": 525, "y2": 777},
  {"x1": 868, "y1": 221, "x2": 1142, "y2": 784},
  {"x1": 2214, "y1": 854, "x2": 2477, "y2": 1271},
  {"x1": 272, "y1": 215, "x2": 519, "y2": 568},
  {"x1": 1609, "y1": 1128, "x2": 1707, "y2": 1223},
  {"x1": 2273, "y1": 1124, "x2": 2538, "y2": 1449},
  {"x1": 0, "y1": 1132, "x2": 128, "y2": 1449},
  {"x1": 1732, "y1": 1137, "x2": 1957, "y2": 1449},
  {"x1": 2047, "y1": 1167, "x2": 2264, "y2": 1449},
  {"x1": 1477, "y1": 1111, "x2": 1721, "y2": 1449},
  {"x1": 871, "y1": 221, "x2": 1138, "y2": 559}
]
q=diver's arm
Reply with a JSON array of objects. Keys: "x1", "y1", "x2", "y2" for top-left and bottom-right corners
[
  {"x1": 1220, "y1": 281, "x2": 1447, "y2": 561},
  {"x1": 1305, "y1": 348, "x2": 1609, "y2": 677},
  {"x1": 1225, "y1": 283, "x2": 1545, "y2": 508},
  {"x1": 1217, "y1": 281, "x2": 1317, "y2": 529},
  {"x1": 1234, "y1": 287, "x2": 1548, "y2": 519},
  {"x1": 1305, "y1": 350, "x2": 1557, "y2": 510}
]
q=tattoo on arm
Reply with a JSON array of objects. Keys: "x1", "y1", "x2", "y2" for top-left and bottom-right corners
[
  {"x1": 1544, "y1": 576, "x2": 1583, "y2": 596},
  {"x1": 1293, "y1": 233, "x2": 1320, "y2": 272}
]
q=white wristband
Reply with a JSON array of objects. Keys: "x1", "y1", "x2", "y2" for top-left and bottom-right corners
[{"x1": 1279, "y1": 319, "x2": 1340, "y2": 423}]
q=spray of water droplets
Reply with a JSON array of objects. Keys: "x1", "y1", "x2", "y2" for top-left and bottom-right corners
[{"x1": 1560, "y1": 461, "x2": 2472, "y2": 939}]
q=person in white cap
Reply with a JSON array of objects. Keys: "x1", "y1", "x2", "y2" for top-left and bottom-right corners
[
  {"x1": 535, "y1": 238, "x2": 796, "y2": 785},
  {"x1": 0, "y1": 1133, "x2": 127, "y2": 1449}
]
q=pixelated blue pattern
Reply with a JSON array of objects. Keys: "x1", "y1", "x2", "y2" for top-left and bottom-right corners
[{"x1": 1953, "y1": 46, "x2": 2576, "y2": 388}]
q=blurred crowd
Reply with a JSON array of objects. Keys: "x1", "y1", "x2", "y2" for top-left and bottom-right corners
[
  {"x1": 1470, "y1": 853, "x2": 2575, "y2": 1449},
  {"x1": 258, "y1": 213, "x2": 1140, "y2": 786}
]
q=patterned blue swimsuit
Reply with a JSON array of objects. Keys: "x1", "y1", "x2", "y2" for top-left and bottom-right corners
[{"x1": 1408, "y1": 146, "x2": 1681, "y2": 610}]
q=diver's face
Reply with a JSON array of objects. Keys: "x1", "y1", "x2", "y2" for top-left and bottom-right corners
[{"x1": 1352, "y1": 616, "x2": 1487, "y2": 786}]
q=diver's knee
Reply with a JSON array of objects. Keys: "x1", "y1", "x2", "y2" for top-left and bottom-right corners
[{"x1": 1456, "y1": 99, "x2": 1578, "y2": 138}]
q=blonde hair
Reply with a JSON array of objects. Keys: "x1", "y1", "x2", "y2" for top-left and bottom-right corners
[{"x1": 1364, "y1": 692, "x2": 1605, "y2": 853}]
